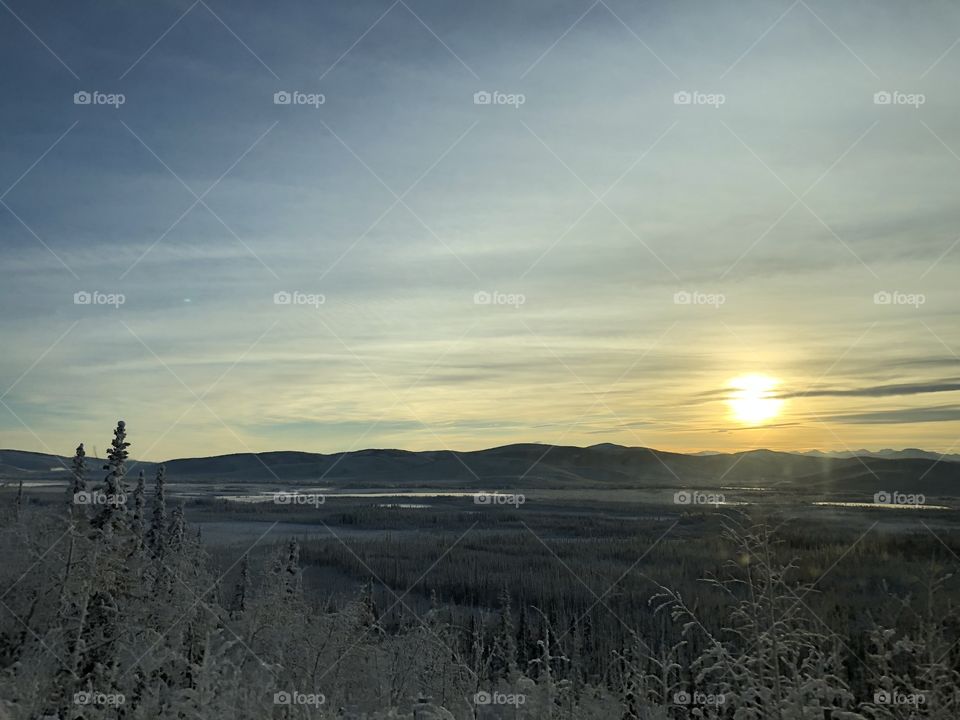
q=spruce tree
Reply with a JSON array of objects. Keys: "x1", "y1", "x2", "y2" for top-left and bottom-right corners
[
  {"x1": 491, "y1": 587, "x2": 518, "y2": 682},
  {"x1": 168, "y1": 501, "x2": 186, "y2": 554},
  {"x1": 132, "y1": 470, "x2": 146, "y2": 550},
  {"x1": 355, "y1": 579, "x2": 379, "y2": 630},
  {"x1": 92, "y1": 420, "x2": 130, "y2": 533},
  {"x1": 147, "y1": 464, "x2": 167, "y2": 557},
  {"x1": 14, "y1": 479, "x2": 23, "y2": 520},
  {"x1": 282, "y1": 538, "x2": 301, "y2": 597},
  {"x1": 146, "y1": 464, "x2": 171, "y2": 594},
  {"x1": 518, "y1": 602, "x2": 530, "y2": 667},
  {"x1": 69, "y1": 442, "x2": 87, "y2": 509},
  {"x1": 230, "y1": 554, "x2": 250, "y2": 618}
]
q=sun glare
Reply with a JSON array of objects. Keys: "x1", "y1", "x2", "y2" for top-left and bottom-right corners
[{"x1": 728, "y1": 374, "x2": 784, "y2": 425}]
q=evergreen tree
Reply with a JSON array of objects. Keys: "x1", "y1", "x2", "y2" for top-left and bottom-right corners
[
  {"x1": 491, "y1": 587, "x2": 518, "y2": 682},
  {"x1": 229, "y1": 553, "x2": 250, "y2": 618},
  {"x1": 146, "y1": 464, "x2": 171, "y2": 595},
  {"x1": 64, "y1": 425, "x2": 138, "y2": 713},
  {"x1": 132, "y1": 469, "x2": 146, "y2": 550},
  {"x1": 282, "y1": 538, "x2": 301, "y2": 597},
  {"x1": 355, "y1": 579, "x2": 380, "y2": 631},
  {"x1": 14, "y1": 479, "x2": 23, "y2": 520},
  {"x1": 147, "y1": 464, "x2": 167, "y2": 557},
  {"x1": 92, "y1": 420, "x2": 130, "y2": 533},
  {"x1": 69, "y1": 442, "x2": 87, "y2": 508},
  {"x1": 518, "y1": 602, "x2": 531, "y2": 667},
  {"x1": 169, "y1": 501, "x2": 187, "y2": 554}
]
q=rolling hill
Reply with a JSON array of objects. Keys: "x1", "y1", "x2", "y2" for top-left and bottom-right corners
[{"x1": 2, "y1": 444, "x2": 958, "y2": 498}]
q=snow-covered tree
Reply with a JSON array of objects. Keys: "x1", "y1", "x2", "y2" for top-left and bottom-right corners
[
  {"x1": 230, "y1": 553, "x2": 250, "y2": 619},
  {"x1": 132, "y1": 469, "x2": 146, "y2": 550},
  {"x1": 69, "y1": 442, "x2": 87, "y2": 511},
  {"x1": 91, "y1": 420, "x2": 130, "y2": 535},
  {"x1": 653, "y1": 516, "x2": 857, "y2": 720},
  {"x1": 281, "y1": 538, "x2": 302, "y2": 597},
  {"x1": 490, "y1": 588, "x2": 518, "y2": 683},
  {"x1": 169, "y1": 500, "x2": 187, "y2": 554},
  {"x1": 147, "y1": 464, "x2": 167, "y2": 557}
]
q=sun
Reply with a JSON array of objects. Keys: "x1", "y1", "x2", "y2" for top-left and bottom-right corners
[{"x1": 727, "y1": 374, "x2": 784, "y2": 425}]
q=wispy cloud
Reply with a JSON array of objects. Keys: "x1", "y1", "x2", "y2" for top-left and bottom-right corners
[
  {"x1": 824, "y1": 406, "x2": 960, "y2": 425},
  {"x1": 779, "y1": 380, "x2": 960, "y2": 399}
]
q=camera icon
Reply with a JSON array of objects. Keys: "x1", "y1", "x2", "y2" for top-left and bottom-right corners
[
  {"x1": 73, "y1": 691, "x2": 92, "y2": 705},
  {"x1": 673, "y1": 691, "x2": 691, "y2": 705},
  {"x1": 74, "y1": 91, "x2": 91, "y2": 105},
  {"x1": 74, "y1": 491, "x2": 93, "y2": 505},
  {"x1": 673, "y1": 491, "x2": 691, "y2": 505},
  {"x1": 273, "y1": 691, "x2": 292, "y2": 705},
  {"x1": 273, "y1": 492, "x2": 292, "y2": 505},
  {"x1": 873, "y1": 491, "x2": 891, "y2": 504},
  {"x1": 474, "y1": 492, "x2": 492, "y2": 505},
  {"x1": 873, "y1": 91, "x2": 892, "y2": 105},
  {"x1": 274, "y1": 291, "x2": 292, "y2": 305},
  {"x1": 673, "y1": 91, "x2": 692, "y2": 105},
  {"x1": 274, "y1": 91, "x2": 291, "y2": 105},
  {"x1": 474, "y1": 290, "x2": 492, "y2": 305},
  {"x1": 474, "y1": 91, "x2": 492, "y2": 105},
  {"x1": 874, "y1": 690, "x2": 892, "y2": 705},
  {"x1": 474, "y1": 691, "x2": 492, "y2": 705},
  {"x1": 873, "y1": 291, "x2": 891, "y2": 305},
  {"x1": 673, "y1": 291, "x2": 691, "y2": 305},
  {"x1": 74, "y1": 291, "x2": 92, "y2": 305}
]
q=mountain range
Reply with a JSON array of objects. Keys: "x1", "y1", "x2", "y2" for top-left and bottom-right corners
[{"x1": 2, "y1": 443, "x2": 958, "y2": 498}]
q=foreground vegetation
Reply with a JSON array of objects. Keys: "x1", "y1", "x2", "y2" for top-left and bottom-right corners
[{"x1": 1, "y1": 422, "x2": 959, "y2": 718}]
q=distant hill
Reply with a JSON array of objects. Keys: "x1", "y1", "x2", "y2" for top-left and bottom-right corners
[
  {"x1": 0, "y1": 449, "x2": 78, "y2": 475},
  {"x1": 2, "y1": 444, "x2": 958, "y2": 498},
  {"x1": 801, "y1": 448, "x2": 960, "y2": 463}
]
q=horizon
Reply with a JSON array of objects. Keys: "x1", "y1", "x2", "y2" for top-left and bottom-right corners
[
  {"x1": 3, "y1": 436, "x2": 957, "y2": 464},
  {"x1": 2, "y1": 0, "x2": 960, "y2": 460}
]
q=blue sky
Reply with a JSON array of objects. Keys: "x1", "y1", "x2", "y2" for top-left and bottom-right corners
[{"x1": 2, "y1": 0, "x2": 960, "y2": 459}]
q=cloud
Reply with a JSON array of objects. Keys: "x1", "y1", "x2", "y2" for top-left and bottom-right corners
[
  {"x1": 823, "y1": 406, "x2": 960, "y2": 425},
  {"x1": 780, "y1": 380, "x2": 960, "y2": 399}
]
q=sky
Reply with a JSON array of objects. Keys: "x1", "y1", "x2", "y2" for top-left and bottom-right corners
[{"x1": 1, "y1": 0, "x2": 960, "y2": 461}]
